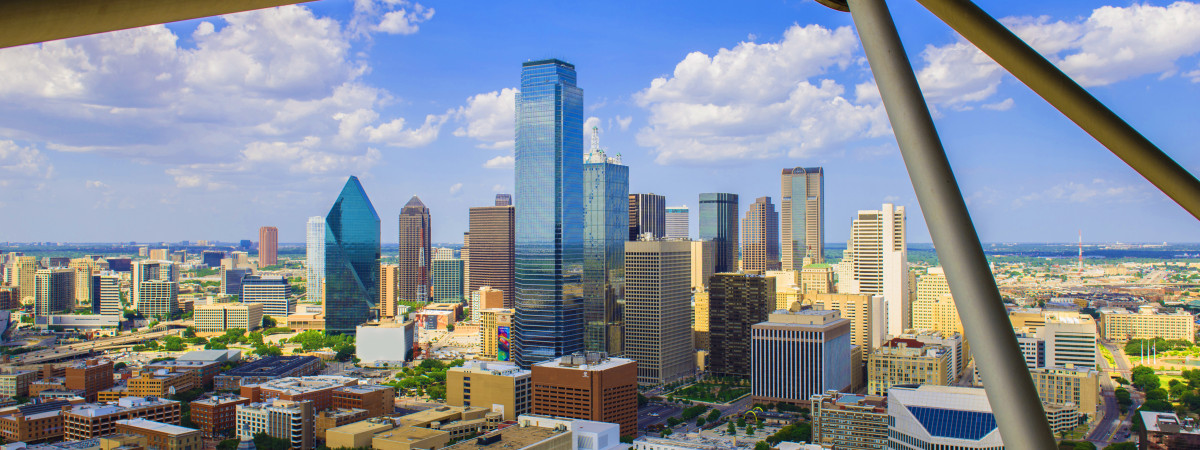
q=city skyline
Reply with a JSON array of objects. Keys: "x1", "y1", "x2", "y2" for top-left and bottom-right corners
[{"x1": 0, "y1": 1, "x2": 1199, "y2": 245}]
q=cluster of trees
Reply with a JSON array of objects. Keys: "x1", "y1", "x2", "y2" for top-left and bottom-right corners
[
  {"x1": 288, "y1": 330, "x2": 355, "y2": 361},
  {"x1": 388, "y1": 359, "x2": 465, "y2": 400},
  {"x1": 760, "y1": 422, "x2": 811, "y2": 447},
  {"x1": 1124, "y1": 338, "x2": 1194, "y2": 356}
]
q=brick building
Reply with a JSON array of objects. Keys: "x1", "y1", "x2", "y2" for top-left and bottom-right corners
[{"x1": 530, "y1": 352, "x2": 637, "y2": 437}]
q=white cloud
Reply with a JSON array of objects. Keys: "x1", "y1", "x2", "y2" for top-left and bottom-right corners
[
  {"x1": 1012, "y1": 178, "x2": 1145, "y2": 207},
  {"x1": 0, "y1": 140, "x2": 52, "y2": 187},
  {"x1": 351, "y1": 0, "x2": 435, "y2": 37},
  {"x1": 491, "y1": 184, "x2": 505, "y2": 192},
  {"x1": 483, "y1": 155, "x2": 514, "y2": 169},
  {"x1": 374, "y1": 4, "x2": 435, "y2": 35},
  {"x1": 584, "y1": 116, "x2": 602, "y2": 141},
  {"x1": 634, "y1": 23, "x2": 889, "y2": 164},
  {"x1": 453, "y1": 88, "x2": 517, "y2": 149},
  {"x1": 449, "y1": 182, "x2": 463, "y2": 195},
  {"x1": 614, "y1": 115, "x2": 632, "y2": 131},
  {"x1": 918, "y1": 2, "x2": 1200, "y2": 106},
  {"x1": 85, "y1": 180, "x2": 108, "y2": 189},
  {"x1": 363, "y1": 112, "x2": 450, "y2": 147},
  {"x1": 982, "y1": 98, "x2": 1015, "y2": 111}
]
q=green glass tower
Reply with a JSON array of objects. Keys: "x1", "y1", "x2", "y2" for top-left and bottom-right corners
[{"x1": 324, "y1": 176, "x2": 381, "y2": 334}]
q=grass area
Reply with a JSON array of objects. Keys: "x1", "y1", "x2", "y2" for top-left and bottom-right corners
[
  {"x1": 1100, "y1": 345, "x2": 1116, "y2": 366},
  {"x1": 670, "y1": 382, "x2": 751, "y2": 404}
]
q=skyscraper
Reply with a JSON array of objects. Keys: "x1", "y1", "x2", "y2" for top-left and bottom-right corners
[
  {"x1": 699, "y1": 193, "x2": 739, "y2": 273},
  {"x1": 379, "y1": 264, "x2": 398, "y2": 319},
  {"x1": 305, "y1": 216, "x2": 325, "y2": 303},
  {"x1": 494, "y1": 194, "x2": 512, "y2": 207},
  {"x1": 741, "y1": 196, "x2": 780, "y2": 271},
  {"x1": 628, "y1": 193, "x2": 666, "y2": 240},
  {"x1": 583, "y1": 128, "x2": 628, "y2": 354},
  {"x1": 781, "y1": 167, "x2": 825, "y2": 267},
  {"x1": 624, "y1": 240, "x2": 695, "y2": 384},
  {"x1": 92, "y1": 272, "x2": 121, "y2": 316},
  {"x1": 840, "y1": 204, "x2": 908, "y2": 336},
  {"x1": 398, "y1": 196, "x2": 432, "y2": 303},
  {"x1": 665, "y1": 206, "x2": 689, "y2": 240},
  {"x1": 35, "y1": 268, "x2": 74, "y2": 316},
  {"x1": 514, "y1": 58, "x2": 585, "y2": 367},
  {"x1": 324, "y1": 176, "x2": 382, "y2": 334},
  {"x1": 708, "y1": 272, "x2": 775, "y2": 378},
  {"x1": 259, "y1": 226, "x2": 278, "y2": 267},
  {"x1": 467, "y1": 199, "x2": 515, "y2": 307},
  {"x1": 431, "y1": 258, "x2": 464, "y2": 302}
]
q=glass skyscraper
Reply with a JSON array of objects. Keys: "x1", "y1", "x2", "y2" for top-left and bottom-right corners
[
  {"x1": 699, "y1": 193, "x2": 739, "y2": 273},
  {"x1": 306, "y1": 216, "x2": 325, "y2": 303},
  {"x1": 514, "y1": 58, "x2": 585, "y2": 367},
  {"x1": 781, "y1": 167, "x2": 825, "y2": 267},
  {"x1": 583, "y1": 128, "x2": 628, "y2": 354},
  {"x1": 323, "y1": 176, "x2": 381, "y2": 334}
]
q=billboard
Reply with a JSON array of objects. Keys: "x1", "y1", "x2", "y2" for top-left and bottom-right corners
[{"x1": 497, "y1": 326, "x2": 510, "y2": 361}]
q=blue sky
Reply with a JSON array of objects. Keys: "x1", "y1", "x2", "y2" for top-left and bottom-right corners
[{"x1": 1, "y1": 0, "x2": 1199, "y2": 244}]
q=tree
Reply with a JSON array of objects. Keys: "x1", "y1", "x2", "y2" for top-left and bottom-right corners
[
  {"x1": 707, "y1": 409, "x2": 721, "y2": 422},
  {"x1": 163, "y1": 336, "x2": 185, "y2": 352},
  {"x1": 183, "y1": 327, "x2": 196, "y2": 338},
  {"x1": 638, "y1": 392, "x2": 648, "y2": 407},
  {"x1": 253, "y1": 432, "x2": 290, "y2": 450},
  {"x1": 737, "y1": 417, "x2": 746, "y2": 428},
  {"x1": 262, "y1": 316, "x2": 277, "y2": 328},
  {"x1": 1103, "y1": 443, "x2": 1136, "y2": 450},
  {"x1": 216, "y1": 439, "x2": 239, "y2": 450},
  {"x1": 114, "y1": 362, "x2": 127, "y2": 370},
  {"x1": 727, "y1": 422, "x2": 736, "y2": 434},
  {"x1": 754, "y1": 442, "x2": 771, "y2": 450}
]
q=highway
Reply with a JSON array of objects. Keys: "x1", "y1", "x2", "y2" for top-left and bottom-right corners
[{"x1": 9, "y1": 324, "x2": 186, "y2": 366}]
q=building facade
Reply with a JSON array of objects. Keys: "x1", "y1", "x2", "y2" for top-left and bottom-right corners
[
  {"x1": 35, "y1": 268, "x2": 74, "y2": 316},
  {"x1": 886, "y1": 385, "x2": 1004, "y2": 450},
  {"x1": 867, "y1": 338, "x2": 953, "y2": 396},
  {"x1": 707, "y1": 273, "x2": 775, "y2": 377},
  {"x1": 698, "y1": 193, "x2": 739, "y2": 273},
  {"x1": 781, "y1": 167, "x2": 824, "y2": 268},
  {"x1": 306, "y1": 216, "x2": 325, "y2": 303},
  {"x1": 431, "y1": 258, "x2": 464, "y2": 302},
  {"x1": 236, "y1": 400, "x2": 314, "y2": 450},
  {"x1": 689, "y1": 240, "x2": 715, "y2": 291},
  {"x1": 398, "y1": 196, "x2": 432, "y2": 303},
  {"x1": 628, "y1": 193, "x2": 666, "y2": 240},
  {"x1": 624, "y1": 241, "x2": 695, "y2": 385},
  {"x1": 196, "y1": 303, "x2": 264, "y2": 332},
  {"x1": 467, "y1": 201, "x2": 515, "y2": 308},
  {"x1": 741, "y1": 197, "x2": 780, "y2": 272},
  {"x1": 241, "y1": 275, "x2": 291, "y2": 319},
  {"x1": 446, "y1": 361, "x2": 531, "y2": 421},
  {"x1": 839, "y1": 204, "x2": 908, "y2": 336},
  {"x1": 751, "y1": 308, "x2": 851, "y2": 405},
  {"x1": 480, "y1": 308, "x2": 515, "y2": 361},
  {"x1": 804, "y1": 292, "x2": 888, "y2": 352},
  {"x1": 324, "y1": 176, "x2": 381, "y2": 334},
  {"x1": 380, "y1": 264, "x2": 399, "y2": 319},
  {"x1": 665, "y1": 206, "x2": 689, "y2": 240},
  {"x1": 259, "y1": 226, "x2": 278, "y2": 267},
  {"x1": 583, "y1": 135, "x2": 628, "y2": 355},
  {"x1": 810, "y1": 391, "x2": 887, "y2": 450},
  {"x1": 1100, "y1": 309, "x2": 1195, "y2": 342},
  {"x1": 531, "y1": 353, "x2": 637, "y2": 437}
]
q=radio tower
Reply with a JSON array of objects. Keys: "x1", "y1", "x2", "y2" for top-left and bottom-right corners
[{"x1": 1078, "y1": 230, "x2": 1083, "y2": 275}]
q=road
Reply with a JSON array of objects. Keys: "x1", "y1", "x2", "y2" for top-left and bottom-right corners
[
  {"x1": 1088, "y1": 339, "x2": 1140, "y2": 446},
  {"x1": 637, "y1": 392, "x2": 756, "y2": 437},
  {"x1": 10, "y1": 322, "x2": 190, "y2": 366}
]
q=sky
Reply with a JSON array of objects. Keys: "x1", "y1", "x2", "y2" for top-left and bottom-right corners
[{"x1": 1, "y1": 0, "x2": 1199, "y2": 245}]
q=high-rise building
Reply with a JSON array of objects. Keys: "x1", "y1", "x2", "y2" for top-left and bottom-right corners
[
  {"x1": 433, "y1": 248, "x2": 455, "y2": 260},
  {"x1": 886, "y1": 385, "x2": 1004, "y2": 449},
  {"x1": 811, "y1": 391, "x2": 888, "y2": 450},
  {"x1": 324, "y1": 176, "x2": 381, "y2": 334},
  {"x1": 708, "y1": 273, "x2": 775, "y2": 377},
  {"x1": 781, "y1": 167, "x2": 824, "y2": 267},
  {"x1": 583, "y1": 130, "x2": 628, "y2": 354},
  {"x1": 801, "y1": 262, "x2": 835, "y2": 294},
  {"x1": 741, "y1": 196, "x2": 780, "y2": 271},
  {"x1": 624, "y1": 240, "x2": 695, "y2": 384},
  {"x1": 698, "y1": 193, "x2": 739, "y2": 273},
  {"x1": 220, "y1": 268, "x2": 251, "y2": 297},
  {"x1": 68, "y1": 257, "x2": 96, "y2": 308},
  {"x1": 137, "y1": 279, "x2": 179, "y2": 319},
  {"x1": 513, "y1": 58, "x2": 584, "y2": 368},
  {"x1": 203, "y1": 250, "x2": 225, "y2": 269},
  {"x1": 531, "y1": 353, "x2": 637, "y2": 437},
  {"x1": 628, "y1": 193, "x2": 665, "y2": 240},
  {"x1": 306, "y1": 216, "x2": 325, "y2": 303},
  {"x1": 92, "y1": 272, "x2": 121, "y2": 316},
  {"x1": 431, "y1": 258, "x2": 464, "y2": 302},
  {"x1": 494, "y1": 194, "x2": 512, "y2": 206},
  {"x1": 689, "y1": 240, "x2": 715, "y2": 291},
  {"x1": 241, "y1": 275, "x2": 292, "y2": 319},
  {"x1": 446, "y1": 361, "x2": 531, "y2": 421},
  {"x1": 840, "y1": 204, "x2": 908, "y2": 336},
  {"x1": 379, "y1": 264, "x2": 398, "y2": 319},
  {"x1": 805, "y1": 293, "x2": 888, "y2": 352},
  {"x1": 133, "y1": 260, "x2": 177, "y2": 304},
  {"x1": 398, "y1": 196, "x2": 432, "y2": 303},
  {"x1": 149, "y1": 249, "x2": 169, "y2": 261},
  {"x1": 1041, "y1": 312, "x2": 1098, "y2": 369},
  {"x1": 259, "y1": 226, "x2": 278, "y2": 267},
  {"x1": 665, "y1": 206, "x2": 689, "y2": 240},
  {"x1": 12, "y1": 256, "x2": 37, "y2": 305},
  {"x1": 34, "y1": 268, "x2": 74, "y2": 316},
  {"x1": 470, "y1": 287, "x2": 504, "y2": 322},
  {"x1": 752, "y1": 307, "x2": 851, "y2": 405},
  {"x1": 479, "y1": 308, "x2": 515, "y2": 361},
  {"x1": 693, "y1": 290, "x2": 710, "y2": 351},
  {"x1": 467, "y1": 201, "x2": 515, "y2": 307}
]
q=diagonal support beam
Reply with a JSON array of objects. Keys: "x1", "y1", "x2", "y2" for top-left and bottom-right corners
[
  {"x1": 0, "y1": 0, "x2": 313, "y2": 49},
  {"x1": 913, "y1": 0, "x2": 1200, "y2": 221},
  {"x1": 845, "y1": 0, "x2": 1057, "y2": 447}
]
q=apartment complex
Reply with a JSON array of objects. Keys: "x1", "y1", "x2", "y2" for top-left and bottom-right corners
[
  {"x1": 195, "y1": 302, "x2": 264, "y2": 332},
  {"x1": 191, "y1": 394, "x2": 250, "y2": 439},
  {"x1": 531, "y1": 353, "x2": 637, "y2": 437},
  {"x1": 446, "y1": 361, "x2": 531, "y2": 421},
  {"x1": 751, "y1": 308, "x2": 851, "y2": 405},
  {"x1": 867, "y1": 338, "x2": 953, "y2": 396},
  {"x1": 1100, "y1": 308, "x2": 1195, "y2": 342},
  {"x1": 810, "y1": 391, "x2": 887, "y2": 450},
  {"x1": 63, "y1": 397, "x2": 182, "y2": 440},
  {"x1": 236, "y1": 399, "x2": 314, "y2": 450}
]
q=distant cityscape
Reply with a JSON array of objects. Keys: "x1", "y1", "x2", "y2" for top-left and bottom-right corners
[{"x1": 1, "y1": 58, "x2": 1197, "y2": 450}]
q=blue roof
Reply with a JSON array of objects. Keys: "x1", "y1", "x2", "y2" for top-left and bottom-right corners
[{"x1": 909, "y1": 406, "x2": 998, "y2": 441}]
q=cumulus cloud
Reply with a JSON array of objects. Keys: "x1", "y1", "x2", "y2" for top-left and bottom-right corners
[
  {"x1": 917, "y1": 2, "x2": 1200, "y2": 106},
  {"x1": 449, "y1": 182, "x2": 463, "y2": 195},
  {"x1": 1012, "y1": 178, "x2": 1145, "y2": 207},
  {"x1": 166, "y1": 138, "x2": 382, "y2": 190},
  {"x1": 454, "y1": 88, "x2": 517, "y2": 149},
  {"x1": 0, "y1": 140, "x2": 53, "y2": 187},
  {"x1": 614, "y1": 115, "x2": 632, "y2": 131},
  {"x1": 483, "y1": 155, "x2": 514, "y2": 169},
  {"x1": 634, "y1": 23, "x2": 890, "y2": 164},
  {"x1": 351, "y1": 0, "x2": 435, "y2": 37}
]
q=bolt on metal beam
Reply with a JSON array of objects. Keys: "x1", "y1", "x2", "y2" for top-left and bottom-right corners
[{"x1": 843, "y1": 0, "x2": 1058, "y2": 447}]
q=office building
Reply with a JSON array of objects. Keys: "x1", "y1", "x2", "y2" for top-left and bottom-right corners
[
  {"x1": 35, "y1": 268, "x2": 74, "y2": 316},
  {"x1": 912, "y1": 267, "x2": 962, "y2": 334},
  {"x1": 810, "y1": 391, "x2": 888, "y2": 450},
  {"x1": 9, "y1": 256, "x2": 37, "y2": 305},
  {"x1": 220, "y1": 267, "x2": 251, "y2": 297},
  {"x1": 0, "y1": 400, "x2": 76, "y2": 443},
  {"x1": 203, "y1": 250, "x2": 225, "y2": 269},
  {"x1": 114, "y1": 418, "x2": 202, "y2": 450},
  {"x1": 149, "y1": 249, "x2": 168, "y2": 261},
  {"x1": 628, "y1": 193, "x2": 666, "y2": 240},
  {"x1": 693, "y1": 290, "x2": 710, "y2": 351},
  {"x1": 531, "y1": 353, "x2": 637, "y2": 437},
  {"x1": 839, "y1": 204, "x2": 908, "y2": 336},
  {"x1": 196, "y1": 303, "x2": 264, "y2": 332},
  {"x1": 236, "y1": 399, "x2": 314, "y2": 450},
  {"x1": 356, "y1": 320, "x2": 416, "y2": 365},
  {"x1": 259, "y1": 226, "x2": 278, "y2": 267},
  {"x1": 698, "y1": 193, "x2": 739, "y2": 273},
  {"x1": 665, "y1": 206, "x2": 689, "y2": 239},
  {"x1": 751, "y1": 307, "x2": 850, "y2": 405},
  {"x1": 324, "y1": 176, "x2": 382, "y2": 334},
  {"x1": 432, "y1": 258, "x2": 464, "y2": 302},
  {"x1": 805, "y1": 292, "x2": 887, "y2": 352},
  {"x1": 1140, "y1": 411, "x2": 1200, "y2": 449},
  {"x1": 886, "y1": 385, "x2": 1004, "y2": 449},
  {"x1": 136, "y1": 279, "x2": 178, "y2": 319},
  {"x1": 214, "y1": 356, "x2": 322, "y2": 391},
  {"x1": 447, "y1": 361, "x2": 531, "y2": 421},
  {"x1": 1100, "y1": 308, "x2": 1195, "y2": 342},
  {"x1": 781, "y1": 167, "x2": 825, "y2": 267},
  {"x1": 239, "y1": 376, "x2": 357, "y2": 412},
  {"x1": 1029, "y1": 365, "x2": 1101, "y2": 421},
  {"x1": 241, "y1": 275, "x2": 291, "y2": 319},
  {"x1": 689, "y1": 240, "x2": 715, "y2": 291},
  {"x1": 1042, "y1": 312, "x2": 1098, "y2": 369},
  {"x1": 467, "y1": 198, "x2": 515, "y2": 307},
  {"x1": 0, "y1": 370, "x2": 38, "y2": 397},
  {"x1": 513, "y1": 58, "x2": 585, "y2": 367},
  {"x1": 583, "y1": 133, "x2": 628, "y2": 354},
  {"x1": 741, "y1": 196, "x2": 781, "y2": 271},
  {"x1": 867, "y1": 338, "x2": 953, "y2": 396},
  {"x1": 92, "y1": 273, "x2": 121, "y2": 316},
  {"x1": 800, "y1": 262, "x2": 835, "y2": 294},
  {"x1": 332, "y1": 384, "x2": 395, "y2": 418},
  {"x1": 624, "y1": 240, "x2": 695, "y2": 385},
  {"x1": 470, "y1": 287, "x2": 504, "y2": 322},
  {"x1": 379, "y1": 264, "x2": 399, "y2": 319},
  {"x1": 398, "y1": 195, "x2": 432, "y2": 303},
  {"x1": 68, "y1": 258, "x2": 96, "y2": 308},
  {"x1": 305, "y1": 216, "x2": 325, "y2": 303},
  {"x1": 480, "y1": 308, "x2": 515, "y2": 361},
  {"x1": 433, "y1": 248, "x2": 455, "y2": 260},
  {"x1": 708, "y1": 273, "x2": 775, "y2": 377},
  {"x1": 63, "y1": 396, "x2": 181, "y2": 440}
]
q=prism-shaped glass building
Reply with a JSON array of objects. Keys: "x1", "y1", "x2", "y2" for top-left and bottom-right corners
[{"x1": 324, "y1": 176, "x2": 381, "y2": 334}]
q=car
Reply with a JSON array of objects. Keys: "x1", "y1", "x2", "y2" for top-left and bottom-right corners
[{"x1": 649, "y1": 412, "x2": 659, "y2": 416}]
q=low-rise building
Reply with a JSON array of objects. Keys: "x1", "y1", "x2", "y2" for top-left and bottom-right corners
[
  {"x1": 285, "y1": 313, "x2": 325, "y2": 332},
  {"x1": 63, "y1": 397, "x2": 182, "y2": 440},
  {"x1": 867, "y1": 338, "x2": 952, "y2": 396},
  {"x1": 0, "y1": 400, "x2": 77, "y2": 443},
  {"x1": 1100, "y1": 308, "x2": 1196, "y2": 342},
  {"x1": 114, "y1": 418, "x2": 202, "y2": 450},
  {"x1": 236, "y1": 399, "x2": 314, "y2": 450},
  {"x1": 887, "y1": 385, "x2": 1003, "y2": 449},
  {"x1": 446, "y1": 423, "x2": 570, "y2": 450},
  {"x1": 372, "y1": 425, "x2": 451, "y2": 450},
  {"x1": 323, "y1": 416, "x2": 395, "y2": 449},
  {"x1": 214, "y1": 356, "x2": 322, "y2": 391},
  {"x1": 195, "y1": 303, "x2": 264, "y2": 332},
  {"x1": 239, "y1": 376, "x2": 357, "y2": 412},
  {"x1": 315, "y1": 408, "x2": 369, "y2": 443},
  {"x1": 1140, "y1": 411, "x2": 1200, "y2": 449},
  {"x1": 355, "y1": 320, "x2": 416, "y2": 366},
  {"x1": 191, "y1": 394, "x2": 249, "y2": 439},
  {"x1": 331, "y1": 384, "x2": 394, "y2": 418},
  {"x1": 810, "y1": 391, "x2": 887, "y2": 450},
  {"x1": 478, "y1": 308, "x2": 514, "y2": 361},
  {"x1": 143, "y1": 359, "x2": 224, "y2": 386},
  {"x1": 446, "y1": 362, "x2": 530, "y2": 421},
  {"x1": 0, "y1": 371, "x2": 38, "y2": 398},
  {"x1": 531, "y1": 353, "x2": 637, "y2": 438},
  {"x1": 1029, "y1": 365, "x2": 1101, "y2": 422},
  {"x1": 509, "y1": 415, "x2": 622, "y2": 450}
]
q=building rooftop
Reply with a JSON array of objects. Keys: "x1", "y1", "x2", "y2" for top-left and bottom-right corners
[
  {"x1": 117, "y1": 418, "x2": 198, "y2": 436},
  {"x1": 23, "y1": 439, "x2": 102, "y2": 450},
  {"x1": 765, "y1": 307, "x2": 842, "y2": 325},
  {"x1": 335, "y1": 384, "x2": 392, "y2": 394},
  {"x1": 446, "y1": 425, "x2": 565, "y2": 450},
  {"x1": 67, "y1": 397, "x2": 178, "y2": 417},
  {"x1": 451, "y1": 361, "x2": 530, "y2": 377},
  {"x1": 224, "y1": 355, "x2": 318, "y2": 377},
  {"x1": 192, "y1": 394, "x2": 248, "y2": 406},
  {"x1": 373, "y1": 426, "x2": 449, "y2": 444},
  {"x1": 1141, "y1": 411, "x2": 1200, "y2": 434},
  {"x1": 176, "y1": 349, "x2": 241, "y2": 363},
  {"x1": 397, "y1": 405, "x2": 488, "y2": 427},
  {"x1": 326, "y1": 417, "x2": 396, "y2": 435},
  {"x1": 536, "y1": 352, "x2": 633, "y2": 372},
  {"x1": 254, "y1": 376, "x2": 357, "y2": 394}
]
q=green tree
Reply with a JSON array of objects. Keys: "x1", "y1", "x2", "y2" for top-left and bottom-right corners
[
  {"x1": 727, "y1": 422, "x2": 736, "y2": 434},
  {"x1": 183, "y1": 327, "x2": 196, "y2": 338},
  {"x1": 163, "y1": 336, "x2": 185, "y2": 351},
  {"x1": 216, "y1": 439, "x2": 239, "y2": 450},
  {"x1": 754, "y1": 442, "x2": 771, "y2": 450},
  {"x1": 1103, "y1": 443, "x2": 1136, "y2": 450},
  {"x1": 707, "y1": 409, "x2": 721, "y2": 422},
  {"x1": 253, "y1": 432, "x2": 290, "y2": 450}
]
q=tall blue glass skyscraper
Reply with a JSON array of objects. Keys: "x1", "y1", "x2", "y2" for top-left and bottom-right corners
[
  {"x1": 324, "y1": 176, "x2": 381, "y2": 334},
  {"x1": 514, "y1": 59, "x2": 585, "y2": 367},
  {"x1": 583, "y1": 128, "x2": 628, "y2": 354},
  {"x1": 699, "y1": 193, "x2": 739, "y2": 273}
]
